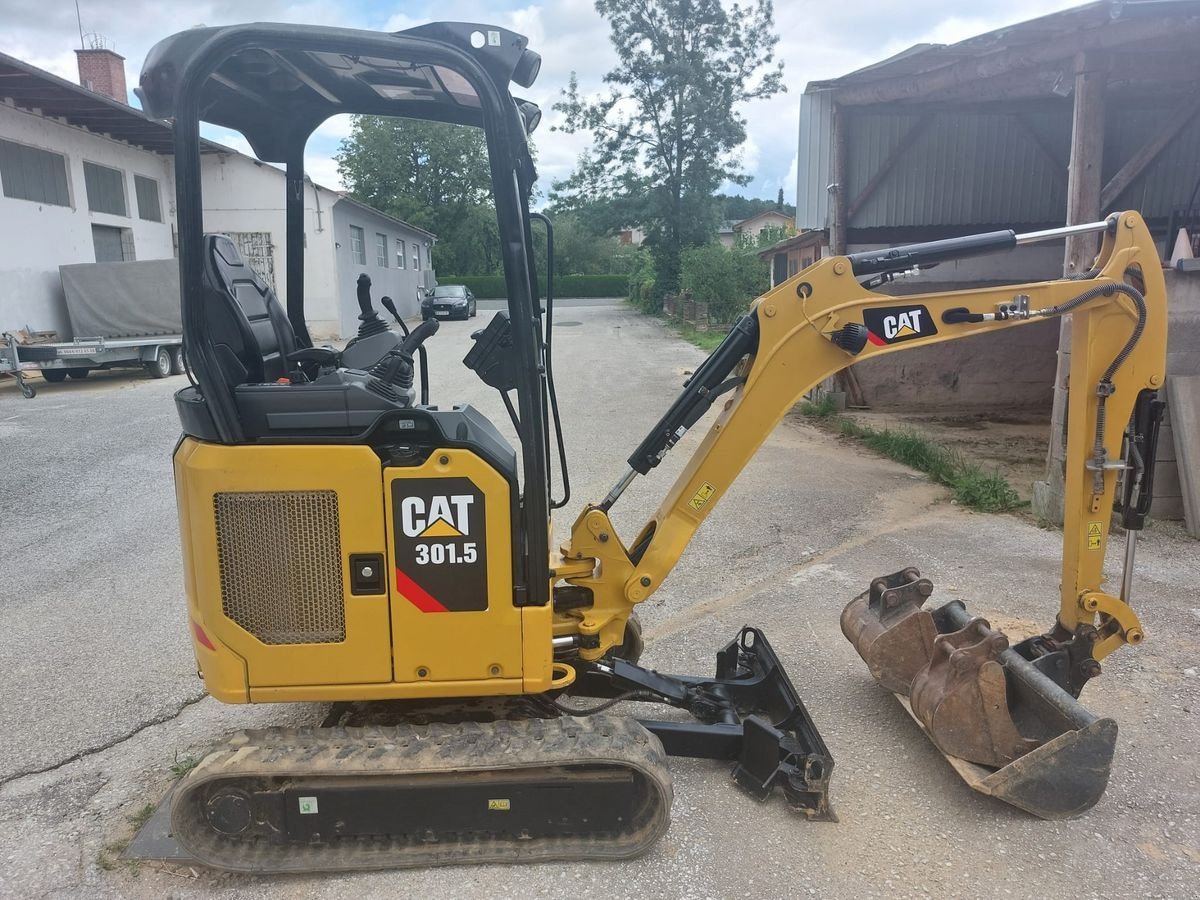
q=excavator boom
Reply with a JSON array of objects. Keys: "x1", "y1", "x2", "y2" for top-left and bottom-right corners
[{"x1": 561, "y1": 210, "x2": 1166, "y2": 817}]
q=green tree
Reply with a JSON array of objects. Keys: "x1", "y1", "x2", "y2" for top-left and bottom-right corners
[
  {"x1": 716, "y1": 192, "x2": 795, "y2": 223},
  {"x1": 336, "y1": 116, "x2": 499, "y2": 274},
  {"x1": 552, "y1": 0, "x2": 784, "y2": 307},
  {"x1": 680, "y1": 243, "x2": 769, "y2": 322}
]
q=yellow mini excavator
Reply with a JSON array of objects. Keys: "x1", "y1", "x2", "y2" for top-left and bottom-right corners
[{"x1": 137, "y1": 21, "x2": 1167, "y2": 874}]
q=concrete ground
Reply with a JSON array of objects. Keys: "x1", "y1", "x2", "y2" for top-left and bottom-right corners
[{"x1": 0, "y1": 299, "x2": 1196, "y2": 899}]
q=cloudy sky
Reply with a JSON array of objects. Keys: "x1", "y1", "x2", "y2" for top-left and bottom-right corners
[{"x1": 1, "y1": 0, "x2": 1083, "y2": 202}]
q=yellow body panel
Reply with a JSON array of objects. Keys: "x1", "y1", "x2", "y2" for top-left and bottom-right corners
[
  {"x1": 175, "y1": 439, "x2": 548, "y2": 702},
  {"x1": 176, "y1": 441, "x2": 393, "y2": 691},
  {"x1": 383, "y1": 450, "x2": 529, "y2": 684}
]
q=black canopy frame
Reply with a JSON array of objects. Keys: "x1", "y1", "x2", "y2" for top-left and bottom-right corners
[{"x1": 139, "y1": 22, "x2": 551, "y2": 607}]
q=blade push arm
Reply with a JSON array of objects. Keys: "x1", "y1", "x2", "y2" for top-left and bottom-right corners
[{"x1": 558, "y1": 212, "x2": 1166, "y2": 662}]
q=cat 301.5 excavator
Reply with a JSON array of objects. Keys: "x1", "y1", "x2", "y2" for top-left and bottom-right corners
[{"x1": 137, "y1": 20, "x2": 1167, "y2": 874}]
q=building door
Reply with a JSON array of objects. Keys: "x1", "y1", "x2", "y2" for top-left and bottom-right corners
[
  {"x1": 92, "y1": 225, "x2": 133, "y2": 262},
  {"x1": 226, "y1": 231, "x2": 277, "y2": 290}
]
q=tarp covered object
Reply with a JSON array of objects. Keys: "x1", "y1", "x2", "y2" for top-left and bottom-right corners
[{"x1": 59, "y1": 259, "x2": 182, "y2": 339}]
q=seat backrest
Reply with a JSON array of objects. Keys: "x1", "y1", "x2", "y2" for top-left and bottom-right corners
[{"x1": 200, "y1": 234, "x2": 296, "y2": 386}]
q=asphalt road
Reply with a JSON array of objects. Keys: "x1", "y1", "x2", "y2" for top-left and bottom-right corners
[{"x1": 0, "y1": 300, "x2": 1196, "y2": 898}]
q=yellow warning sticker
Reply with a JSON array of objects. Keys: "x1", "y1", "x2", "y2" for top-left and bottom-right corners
[
  {"x1": 1087, "y1": 521, "x2": 1103, "y2": 550},
  {"x1": 689, "y1": 482, "x2": 717, "y2": 511},
  {"x1": 488, "y1": 799, "x2": 510, "y2": 811}
]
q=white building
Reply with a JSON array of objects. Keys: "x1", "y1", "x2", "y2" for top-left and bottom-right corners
[
  {"x1": 0, "y1": 48, "x2": 434, "y2": 341},
  {"x1": 199, "y1": 151, "x2": 435, "y2": 338}
]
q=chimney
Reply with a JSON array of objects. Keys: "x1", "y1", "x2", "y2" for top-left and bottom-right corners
[{"x1": 76, "y1": 46, "x2": 128, "y2": 104}]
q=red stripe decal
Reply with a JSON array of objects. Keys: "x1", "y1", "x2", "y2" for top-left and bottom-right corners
[
  {"x1": 191, "y1": 619, "x2": 217, "y2": 651},
  {"x1": 866, "y1": 330, "x2": 886, "y2": 346},
  {"x1": 395, "y1": 567, "x2": 448, "y2": 613}
]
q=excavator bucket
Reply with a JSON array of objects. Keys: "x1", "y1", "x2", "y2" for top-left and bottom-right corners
[{"x1": 842, "y1": 569, "x2": 1117, "y2": 819}]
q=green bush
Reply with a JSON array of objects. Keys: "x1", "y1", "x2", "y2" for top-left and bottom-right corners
[
  {"x1": 437, "y1": 274, "x2": 629, "y2": 299},
  {"x1": 679, "y1": 244, "x2": 769, "y2": 323},
  {"x1": 627, "y1": 249, "x2": 658, "y2": 312}
]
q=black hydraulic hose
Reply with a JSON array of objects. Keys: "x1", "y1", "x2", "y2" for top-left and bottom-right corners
[
  {"x1": 1040, "y1": 280, "x2": 1148, "y2": 490},
  {"x1": 552, "y1": 690, "x2": 661, "y2": 716}
]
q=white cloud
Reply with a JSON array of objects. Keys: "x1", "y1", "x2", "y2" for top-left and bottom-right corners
[{"x1": 305, "y1": 154, "x2": 344, "y2": 192}]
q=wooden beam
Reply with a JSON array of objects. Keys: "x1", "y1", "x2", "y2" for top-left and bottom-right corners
[
  {"x1": 833, "y1": 17, "x2": 1200, "y2": 107},
  {"x1": 915, "y1": 68, "x2": 1059, "y2": 105},
  {"x1": 1064, "y1": 56, "x2": 1107, "y2": 274},
  {"x1": 1041, "y1": 54, "x2": 1108, "y2": 525},
  {"x1": 1100, "y1": 94, "x2": 1200, "y2": 208},
  {"x1": 828, "y1": 102, "x2": 848, "y2": 255},
  {"x1": 846, "y1": 113, "x2": 933, "y2": 220},
  {"x1": 1013, "y1": 113, "x2": 1068, "y2": 186}
]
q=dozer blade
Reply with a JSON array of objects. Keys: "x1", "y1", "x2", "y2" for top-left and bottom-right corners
[{"x1": 842, "y1": 570, "x2": 1117, "y2": 819}]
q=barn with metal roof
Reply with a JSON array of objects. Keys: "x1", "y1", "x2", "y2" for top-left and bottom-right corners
[{"x1": 781, "y1": 0, "x2": 1200, "y2": 522}]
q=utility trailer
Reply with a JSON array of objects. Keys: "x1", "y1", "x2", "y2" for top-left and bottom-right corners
[
  {"x1": 1, "y1": 258, "x2": 185, "y2": 398},
  {"x1": 1, "y1": 332, "x2": 184, "y2": 398}
]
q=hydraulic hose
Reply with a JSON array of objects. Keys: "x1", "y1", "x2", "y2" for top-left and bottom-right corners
[{"x1": 1038, "y1": 279, "x2": 1148, "y2": 494}]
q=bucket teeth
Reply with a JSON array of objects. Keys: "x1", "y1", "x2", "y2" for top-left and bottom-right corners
[
  {"x1": 909, "y1": 617, "x2": 1041, "y2": 768},
  {"x1": 840, "y1": 567, "x2": 937, "y2": 693}
]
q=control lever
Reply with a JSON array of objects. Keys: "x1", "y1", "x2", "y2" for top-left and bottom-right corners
[
  {"x1": 354, "y1": 274, "x2": 389, "y2": 338},
  {"x1": 368, "y1": 318, "x2": 439, "y2": 392},
  {"x1": 399, "y1": 316, "x2": 438, "y2": 354},
  {"x1": 379, "y1": 296, "x2": 411, "y2": 337}
]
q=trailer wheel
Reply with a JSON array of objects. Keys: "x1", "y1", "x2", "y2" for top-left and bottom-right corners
[
  {"x1": 67, "y1": 368, "x2": 90, "y2": 380},
  {"x1": 145, "y1": 347, "x2": 172, "y2": 379},
  {"x1": 42, "y1": 369, "x2": 68, "y2": 383},
  {"x1": 169, "y1": 346, "x2": 186, "y2": 376},
  {"x1": 18, "y1": 378, "x2": 36, "y2": 399}
]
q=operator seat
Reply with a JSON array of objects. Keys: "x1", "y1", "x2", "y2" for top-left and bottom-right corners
[{"x1": 201, "y1": 234, "x2": 297, "y2": 386}]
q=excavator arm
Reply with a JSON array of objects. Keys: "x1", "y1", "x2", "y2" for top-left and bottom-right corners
[
  {"x1": 560, "y1": 210, "x2": 1165, "y2": 660},
  {"x1": 555, "y1": 211, "x2": 1167, "y2": 818}
]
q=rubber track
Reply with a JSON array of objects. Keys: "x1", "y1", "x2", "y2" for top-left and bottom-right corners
[{"x1": 172, "y1": 714, "x2": 673, "y2": 873}]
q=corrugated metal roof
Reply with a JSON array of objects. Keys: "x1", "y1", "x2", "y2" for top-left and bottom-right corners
[
  {"x1": 795, "y1": 90, "x2": 833, "y2": 230},
  {"x1": 846, "y1": 111, "x2": 1069, "y2": 228},
  {"x1": 798, "y1": 103, "x2": 1200, "y2": 231},
  {"x1": 1106, "y1": 107, "x2": 1200, "y2": 214},
  {"x1": 794, "y1": 0, "x2": 1200, "y2": 234}
]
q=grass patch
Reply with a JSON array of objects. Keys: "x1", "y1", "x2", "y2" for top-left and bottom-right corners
[
  {"x1": 665, "y1": 318, "x2": 728, "y2": 353},
  {"x1": 129, "y1": 802, "x2": 156, "y2": 830},
  {"x1": 798, "y1": 395, "x2": 839, "y2": 419},
  {"x1": 800, "y1": 405, "x2": 1023, "y2": 513},
  {"x1": 169, "y1": 752, "x2": 201, "y2": 780}
]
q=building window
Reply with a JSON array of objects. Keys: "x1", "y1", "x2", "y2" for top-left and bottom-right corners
[
  {"x1": 349, "y1": 225, "x2": 365, "y2": 265},
  {"x1": 396, "y1": 238, "x2": 406, "y2": 269},
  {"x1": 412, "y1": 245, "x2": 420, "y2": 270},
  {"x1": 134, "y1": 174, "x2": 162, "y2": 222},
  {"x1": 376, "y1": 232, "x2": 389, "y2": 267},
  {"x1": 0, "y1": 138, "x2": 70, "y2": 207},
  {"x1": 83, "y1": 161, "x2": 127, "y2": 216},
  {"x1": 92, "y1": 224, "x2": 135, "y2": 262}
]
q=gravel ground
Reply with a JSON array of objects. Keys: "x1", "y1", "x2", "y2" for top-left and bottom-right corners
[{"x1": 0, "y1": 300, "x2": 1196, "y2": 899}]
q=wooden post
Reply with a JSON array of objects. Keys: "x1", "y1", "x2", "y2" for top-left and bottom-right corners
[
  {"x1": 1063, "y1": 57, "x2": 1107, "y2": 274},
  {"x1": 828, "y1": 102, "x2": 848, "y2": 256},
  {"x1": 1035, "y1": 55, "x2": 1106, "y2": 524}
]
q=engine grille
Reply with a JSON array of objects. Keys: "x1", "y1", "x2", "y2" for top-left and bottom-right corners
[{"x1": 213, "y1": 490, "x2": 346, "y2": 645}]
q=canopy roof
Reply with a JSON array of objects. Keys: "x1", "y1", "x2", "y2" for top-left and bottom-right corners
[{"x1": 138, "y1": 21, "x2": 542, "y2": 162}]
